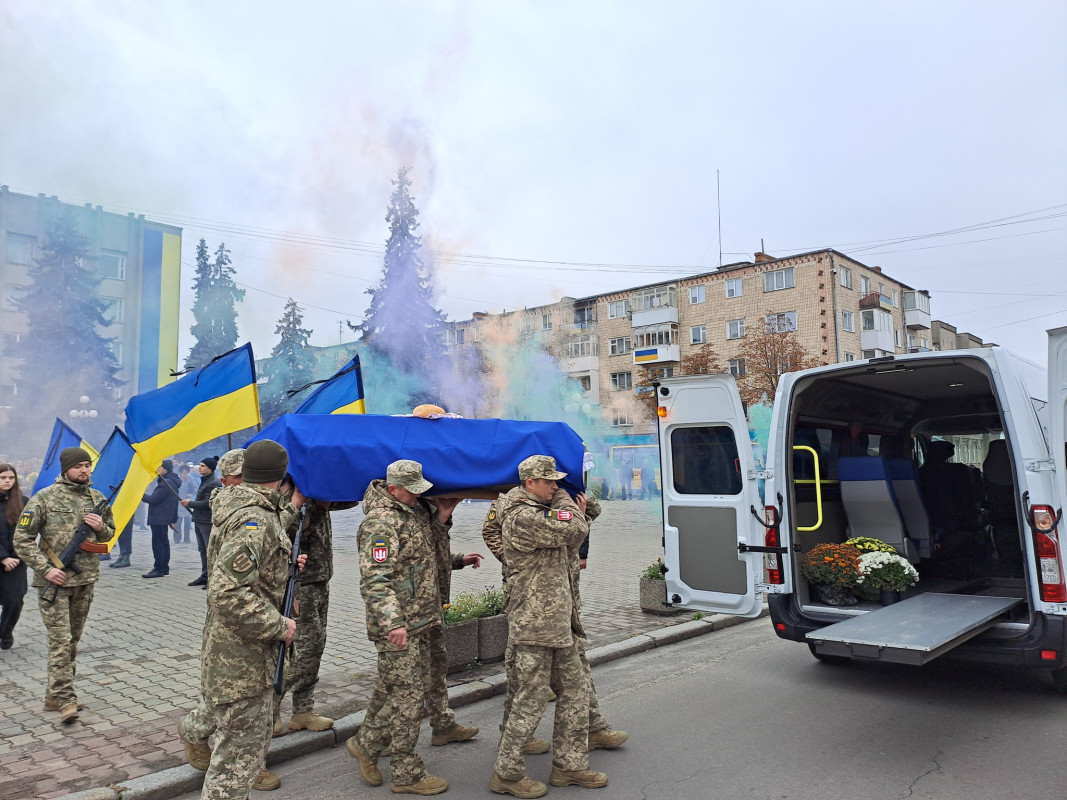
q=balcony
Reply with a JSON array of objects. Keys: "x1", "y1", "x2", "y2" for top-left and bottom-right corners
[
  {"x1": 633, "y1": 344, "x2": 680, "y2": 365},
  {"x1": 904, "y1": 306, "x2": 931, "y2": 330},
  {"x1": 860, "y1": 328, "x2": 895, "y2": 353},
  {"x1": 631, "y1": 306, "x2": 678, "y2": 327},
  {"x1": 858, "y1": 292, "x2": 893, "y2": 311},
  {"x1": 566, "y1": 355, "x2": 600, "y2": 374}
]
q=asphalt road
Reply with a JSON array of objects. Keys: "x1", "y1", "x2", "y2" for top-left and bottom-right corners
[{"x1": 169, "y1": 619, "x2": 1067, "y2": 800}]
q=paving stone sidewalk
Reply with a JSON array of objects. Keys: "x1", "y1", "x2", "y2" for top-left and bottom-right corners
[{"x1": 0, "y1": 499, "x2": 678, "y2": 800}]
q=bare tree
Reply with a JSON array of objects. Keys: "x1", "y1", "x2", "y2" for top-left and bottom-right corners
[{"x1": 733, "y1": 313, "x2": 823, "y2": 405}]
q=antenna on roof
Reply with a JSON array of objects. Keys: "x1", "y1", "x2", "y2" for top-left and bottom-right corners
[{"x1": 717, "y1": 169, "x2": 722, "y2": 268}]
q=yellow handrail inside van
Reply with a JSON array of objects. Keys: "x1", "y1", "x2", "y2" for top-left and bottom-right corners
[{"x1": 792, "y1": 445, "x2": 822, "y2": 531}]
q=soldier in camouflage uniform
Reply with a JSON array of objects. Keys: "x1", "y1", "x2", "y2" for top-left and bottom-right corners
[
  {"x1": 272, "y1": 496, "x2": 357, "y2": 734},
  {"x1": 484, "y1": 490, "x2": 627, "y2": 760},
  {"x1": 490, "y1": 455, "x2": 607, "y2": 798},
  {"x1": 177, "y1": 441, "x2": 304, "y2": 800},
  {"x1": 345, "y1": 460, "x2": 450, "y2": 796},
  {"x1": 14, "y1": 447, "x2": 115, "y2": 724}
]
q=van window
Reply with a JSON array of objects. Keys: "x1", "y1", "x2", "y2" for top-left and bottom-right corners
[{"x1": 670, "y1": 426, "x2": 742, "y2": 495}]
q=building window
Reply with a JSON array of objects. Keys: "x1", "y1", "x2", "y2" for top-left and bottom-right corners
[
  {"x1": 611, "y1": 408, "x2": 634, "y2": 427},
  {"x1": 0, "y1": 332, "x2": 22, "y2": 351},
  {"x1": 578, "y1": 375, "x2": 591, "y2": 392},
  {"x1": 920, "y1": 337, "x2": 929, "y2": 349},
  {"x1": 892, "y1": 290, "x2": 899, "y2": 307},
  {"x1": 2, "y1": 285, "x2": 21, "y2": 311},
  {"x1": 610, "y1": 371, "x2": 632, "y2": 391},
  {"x1": 5, "y1": 234, "x2": 34, "y2": 266},
  {"x1": 573, "y1": 307, "x2": 595, "y2": 327},
  {"x1": 728, "y1": 358, "x2": 745, "y2": 376},
  {"x1": 763, "y1": 267, "x2": 794, "y2": 292},
  {"x1": 103, "y1": 297, "x2": 125, "y2": 324},
  {"x1": 861, "y1": 308, "x2": 892, "y2": 333},
  {"x1": 109, "y1": 341, "x2": 123, "y2": 366},
  {"x1": 609, "y1": 336, "x2": 631, "y2": 356},
  {"x1": 844, "y1": 352, "x2": 856, "y2": 362},
  {"x1": 860, "y1": 275, "x2": 870, "y2": 295},
  {"x1": 99, "y1": 250, "x2": 127, "y2": 280},
  {"x1": 894, "y1": 328, "x2": 902, "y2": 347},
  {"x1": 726, "y1": 319, "x2": 745, "y2": 340},
  {"x1": 453, "y1": 329, "x2": 465, "y2": 345},
  {"x1": 634, "y1": 285, "x2": 677, "y2": 310},
  {"x1": 725, "y1": 278, "x2": 743, "y2": 298},
  {"x1": 566, "y1": 335, "x2": 597, "y2": 358},
  {"x1": 541, "y1": 313, "x2": 552, "y2": 330},
  {"x1": 690, "y1": 325, "x2": 706, "y2": 344},
  {"x1": 765, "y1": 311, "x2": 797, "y2": 332},
  {"x1": 841, "y1": 310, "x2": 855, "y2": 332},
  {"x1": 838, "y1": 267, "x2": 852, "y2": 289},
  {"x1": 520, "y1": 316, "x2": 533, "y2": 333},
  {"x1": 646, "y1": 366, "x2": 674, "y2": 380},
  {"x1": 632, "y1": 324, "x2": 678, "y2": 348},
  {"x1": 688, "y1": 285, "x2": 705, "y2": 304},
  {"x1": 607, "y1": 300, "x2": 631, "y2": 319}
]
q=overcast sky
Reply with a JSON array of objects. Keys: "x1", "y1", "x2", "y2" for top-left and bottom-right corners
[{"x1": 2, "y1": 0, "x2": 1065, "y2": 366}]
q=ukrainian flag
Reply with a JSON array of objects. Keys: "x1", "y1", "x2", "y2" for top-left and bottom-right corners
[
  {"x1": 125, "y1": 342, "x2": 260, "y2": 474},
  {"x1": 292, "y1": 355, "x2": 366, "y2": 415},
  {"x1": 90, "y1": 427, "x2": 145, "y2": 544},
  {"x1": 31, "y1": 419, "x2": 100, "y2": 494}
]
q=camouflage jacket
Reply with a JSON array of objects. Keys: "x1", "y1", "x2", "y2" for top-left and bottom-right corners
[
  {"x1": 282, "y1": 498, "x2": 358, "y2": 585},
  {"x1": 484, "y1": 489, "x2": 599, "y2": 580},
  {"x1": 201, "y1": 483, "x2": 293, "y2": 705},
  {"x1": 431, "y1": 507, "x2": 466, "y2": 605},
  {"x1": 358, "y1": 479, "x2": 443, "y2": 649},
  {"x1": 500, "y1": 487, "x2": 590, "y2": 648},
  {"x1": 13, "y1": 477, "x2": 116, "y2": 587}
]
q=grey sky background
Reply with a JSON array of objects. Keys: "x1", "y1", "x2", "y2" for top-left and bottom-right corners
[{"x1": 2, "y1": 0, "x2": 1065, "y2": 366}]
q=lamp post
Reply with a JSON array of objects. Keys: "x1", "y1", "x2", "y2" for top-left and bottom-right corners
[{"x1": 69, "y1": 395, "x2": 98, "y2": 424}]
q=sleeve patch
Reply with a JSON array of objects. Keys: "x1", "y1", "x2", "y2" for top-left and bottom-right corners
[
  {"x1": 244, "y1": 521, "x2": 259, "y2": 531},
  {"x1": 17, "y1": 511, "x2": 32, "y2": 528},
  {"x1": 372, "y1": 537, "x2": 390, "y2": 563},
  {"x1": 557, "y1": 509, "x2": 573, "y2": 521},
  {"x1": 231, "y1": 550, "x2": 256, "y2": 573},
  {"x1": 486, "y1": 506, "x2": 496, "y2": 522}
]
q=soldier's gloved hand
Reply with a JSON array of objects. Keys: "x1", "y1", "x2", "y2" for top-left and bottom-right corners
[{"x1": 283, "y1": 617, "x2": 297, "y2": 646}]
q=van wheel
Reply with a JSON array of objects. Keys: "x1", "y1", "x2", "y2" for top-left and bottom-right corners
[{"x1": 808, "y1": 643, "x2": 850, "y2": 665}]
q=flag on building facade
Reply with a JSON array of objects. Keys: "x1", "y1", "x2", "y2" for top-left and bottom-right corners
[
  {"x1": 292, "y1": 355, "x2": 366, "y2": 415},
  {"x1": 31, "y1": 419, "x2": 100, "y2": 494}
]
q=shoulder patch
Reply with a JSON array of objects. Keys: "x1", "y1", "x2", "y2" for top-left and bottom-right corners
[
  {"x1": 487, "y1": 507, "x2": 496, "y2": 522},
  {"x1": 17, "y1": 511, "x2": 32, "y2": 528},
  {"x1": 244, "y1": 521, "x2": 259, "y2": 531},
  {"x1": 557, "y1": 509, "x2": 573, "y2": 521},
  {"x1": 231, "y1": 550, "x2": 256, "y2": 573},
  {"x1": 372, "y1": 537, "x2": 389, "y2": 563}
]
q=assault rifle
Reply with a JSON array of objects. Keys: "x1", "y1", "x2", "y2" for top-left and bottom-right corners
[
  {"x1": 43, "y1": 481, "x2": 123, "y2": 605},
  {"x1": 274, "y1": 507, "x2": 305, "y2": 696}
]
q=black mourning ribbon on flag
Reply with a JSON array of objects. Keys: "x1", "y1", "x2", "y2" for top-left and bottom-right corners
[
  {"x1": 285, "y1": 361, "x2": 360, "y2": 399},
  {"x1": 169, "y1": 345, "x2": 246, "y2": 388}
]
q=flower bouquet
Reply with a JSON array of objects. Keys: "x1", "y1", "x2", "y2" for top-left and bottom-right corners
[
  {"x1": 855, "y1": 550, "x2": 919, "y2": 600},
  {"x1": 844, "y1": 536, "x2": 898, "y2": 554},
  {"x1": 800, "y1": 543, "x2": 862, "y2": 606}
]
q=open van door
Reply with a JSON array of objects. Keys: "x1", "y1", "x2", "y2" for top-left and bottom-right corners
[
  {"x1": 1050, "y1": 326, "x2": 1067, "y2": 516},
  {"x1": 657, "y1": 374, "x2": 765, "y2": 618}
]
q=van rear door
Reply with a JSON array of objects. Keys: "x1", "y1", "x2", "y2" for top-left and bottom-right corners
[
  {"x1": 658, "y1": 375, "x2": 764, "y2": 617},
  {"x1": 1050, "y1": 326, "x2": 1067, "y2": 516}
]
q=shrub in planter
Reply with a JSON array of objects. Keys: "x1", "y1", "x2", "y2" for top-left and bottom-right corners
[{"x1": 443, "y1": 586, "x2": 508, "y2": 671}]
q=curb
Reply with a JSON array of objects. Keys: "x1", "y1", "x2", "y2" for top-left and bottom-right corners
[{"x1": 67, "y1": 607, "x2": 767, "y2": 800}]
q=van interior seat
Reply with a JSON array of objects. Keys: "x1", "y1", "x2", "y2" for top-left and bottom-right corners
[
  {"x1": 983, "y1": 439, "x2": 1022, "y2": 564},
  {"x1": 837, "y1": 457, "x2": 920, "y2": 564},
  {"x1": 885, "y1": 458, "x2": 933, "y2": 560},
  {"x1": 920, "y1": 440, "x2": 982, "y2": 534}
]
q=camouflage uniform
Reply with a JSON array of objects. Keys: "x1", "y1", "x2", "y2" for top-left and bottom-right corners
[
  {"x1": 178, "y1": 483, "x2": 293, "y2": 800},
  {"x1": 494, "y1": 471, "x2": 591, "y2": 781},
  {"x1": 353, "y1": 478, "x2": 444, "y2": 786},
  {"x1": 13, "y1": 477, "x2": 115, "y2": 707},
  {"x1": 276, "y1": 498, "x2": 355, "y2": 715},
  {"x1": 484, "y1": 490, "x2": 609, "y2": 736}
]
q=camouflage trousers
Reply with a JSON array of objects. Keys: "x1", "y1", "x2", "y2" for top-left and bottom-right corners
[
  {"x1": 495, "y1": 642, "x2": 589, "y2": 780},
  {"x1": 501, "y1": 637, "x2": 607, "y2": 734},
  {"x1": 37, "y1": 582, "x2": 94, "y2": 706},
  {"x1": 424, "y1": 621, "x2": 457, "y2": 734},
  {"x1": 274, "y1": 580, "x2": 329, "y2": 714},
  {"x1": 180, "y1": 687, "x2": 273, "y2": 800},
  {"x1": 357, "y1": 630, "x2": 430, "y2": 786}
]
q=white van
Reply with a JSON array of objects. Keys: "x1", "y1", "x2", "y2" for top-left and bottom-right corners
[{"x1": 656, "y1": 327, "x2": 1066, "y2": 687}]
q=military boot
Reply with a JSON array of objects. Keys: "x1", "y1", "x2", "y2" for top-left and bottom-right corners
[
  {"x1": 391, "y1": 774, "x2": 448, "y2": 795},
  {"x1": 522, "y1": 738, "x2": 550, "y2": 755},
  {"x1": 289, "y1": 710, "x2": 334, "y2": 731},
  {"x1": 588, "y1": 728, "x2": 628, "y2": 750},
  {"x1": 548, "y1": 768, "x2": 608, "y2": 789},
  {"x1": 178, "y1": 725, "x2": 211, "y2": 771},
  {"x1": 109, "y1": 555, "x2": 131, "y2": 568},
  {"x1": 272, "y1": 706, "x2": 283, "y2": 736},
  {"x1": 489, "y1": 773, "x2": 548, "y2": 799},
  {"x1": 345, "y1": 736, "x2": 383, "y2": 787},
  {"x1": 45, "y1": 698, "x2": 85, "y2": 712},
  {"x1": 252, "y1": 769, "x2": 281, "y2": 791},
  {"x1": 60, "y1": 703, "x2": 80, "y2": 724},
  {"x1": 431, "y1": 722, "x2": 479, "y2": 746}
]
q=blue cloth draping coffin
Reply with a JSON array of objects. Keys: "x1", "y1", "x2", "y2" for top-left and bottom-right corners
[{"x1": 248, "y1": 414, "x2": 585, "y2": 502}]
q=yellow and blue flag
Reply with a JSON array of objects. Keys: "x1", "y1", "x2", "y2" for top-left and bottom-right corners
[
  {"x1": 90, "y1": 427, "x2": 147, "y2": 544},
  {"x1": 292, "y1": 355, "x2": 366, "y2": 415},
  {"x1": 32, "y1": 419, "x2": 99, "y2": 494},
  {"x1": 124, "y1": 342, "x2": 260, "y2": 474}
]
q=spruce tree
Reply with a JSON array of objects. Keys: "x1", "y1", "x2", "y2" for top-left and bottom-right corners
[
  {"x1": 5, "y1": 214, "x2": 122, "y2": 451},
  {"x1": 260, "y1": 298, "x2": 318, "y2": 422},
  {"x1": 185, "y1": 239, "x2": 244, "y2": 370},
  {"x1": 350, "y1": 167, "x2": 447, "y2": 375}
]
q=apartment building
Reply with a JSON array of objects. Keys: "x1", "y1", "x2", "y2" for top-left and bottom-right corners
[
  {"x1": 446, "y1": 249, "x2": 949, "y2": 437},
  {"x1": 0, "y1": 187, "x2": 183, "y2": 416}
]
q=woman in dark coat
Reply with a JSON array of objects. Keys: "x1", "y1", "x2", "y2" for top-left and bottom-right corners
[{"x1": 0, "y1": 463, "x2": 29, "y2": 650}]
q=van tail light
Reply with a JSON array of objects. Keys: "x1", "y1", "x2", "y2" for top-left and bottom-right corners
[
  {"x1": 1031, "y1": 505, "x2": 1066, "y2": 603},
  {"x1": 764, "y1": 506, "x2": 783, "y2": 584}
]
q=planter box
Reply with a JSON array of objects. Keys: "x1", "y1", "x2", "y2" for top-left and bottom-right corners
[
  {"x1": 639, "y1": 576, "x2": 674, "y2": 615},
  {"x1": 478, "y1": 614, "x2": 509, "y2": 663},
  {"x1": 443, "y1": 619, "x2": 479, "y2": 673}
]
